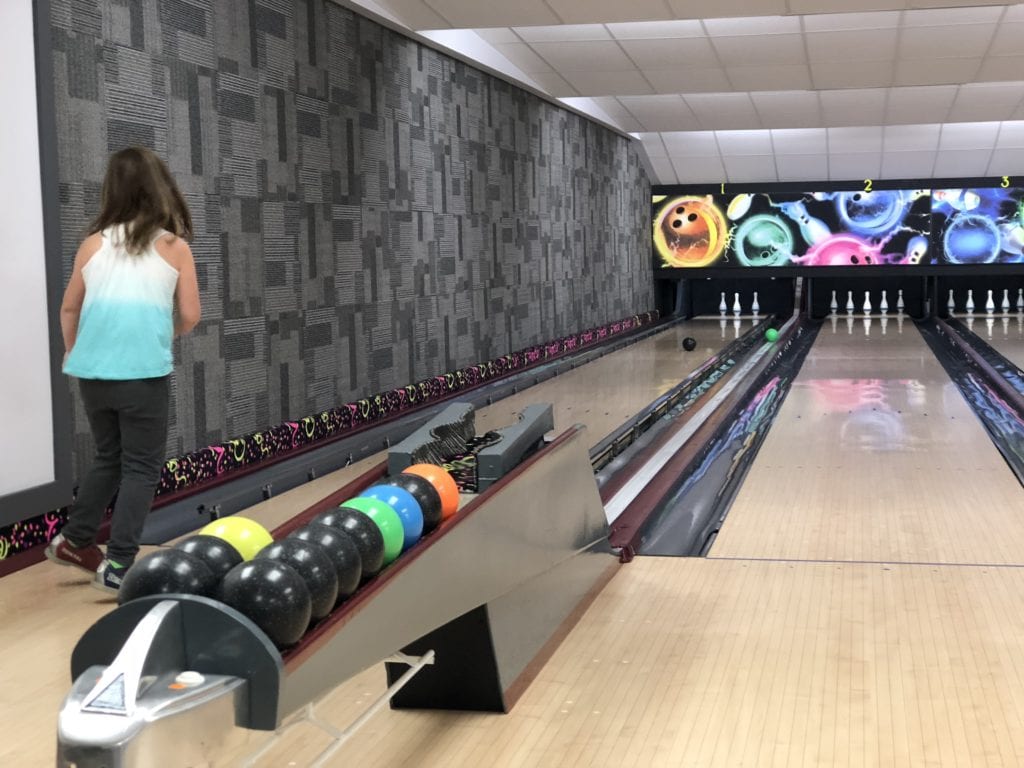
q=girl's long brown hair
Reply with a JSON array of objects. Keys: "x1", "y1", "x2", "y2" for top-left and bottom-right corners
[{"x1": 89, "y1": 147, "x2": 193, "y2": 254}]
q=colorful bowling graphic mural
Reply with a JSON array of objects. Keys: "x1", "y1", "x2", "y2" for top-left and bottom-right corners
[{"x1": 654, "y1": 184, "x2": 1024, "y2": 268}]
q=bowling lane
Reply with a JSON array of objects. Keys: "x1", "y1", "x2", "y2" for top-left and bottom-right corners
[
  {"x1": 0, "y1": 317, "x2": 744, "y2": 767},
  {"x1": 709, "y1": 317, "x2": 1024, "y2": 565},
  {"x1": 980, "y1": 313, "x2": 1024, "y2": 370}
]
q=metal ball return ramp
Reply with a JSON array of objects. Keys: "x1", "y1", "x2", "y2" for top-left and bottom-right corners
[{"x1": 58, "y1": 409, "x2": 614, "y2": 767}]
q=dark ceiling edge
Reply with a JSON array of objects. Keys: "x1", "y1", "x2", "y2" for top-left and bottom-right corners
[{"x1": 325, "y1": 0, "x2": 640, "y2": 144}]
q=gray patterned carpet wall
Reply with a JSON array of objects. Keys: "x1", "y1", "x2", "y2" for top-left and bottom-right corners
[{"x1": 49, "y1": 0, "x2": 654, "y2": 479}]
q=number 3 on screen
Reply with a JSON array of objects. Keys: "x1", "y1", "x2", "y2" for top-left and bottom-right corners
[
  {"x1": 863, "y1": 179, "x2": 873, "y2": 193},
  {"x1": 1001, "y1": 176, "x2": 1011, "y2": 188}
]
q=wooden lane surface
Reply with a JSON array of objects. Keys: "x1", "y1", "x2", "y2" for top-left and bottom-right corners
[
  {"x1": 0, "y1": 318, "x2": 736, "y2": 767},
  {"x1": 710, "y1": 319, "x2": 1024, "y2": 565},
  {"x1": 979, "y1": 313, "x2": 1024, "y2": 370}
]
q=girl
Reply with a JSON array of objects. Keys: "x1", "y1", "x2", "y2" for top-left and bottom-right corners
[{"x1": 46, "y1": 147, "x2": 201, "y2": 592}]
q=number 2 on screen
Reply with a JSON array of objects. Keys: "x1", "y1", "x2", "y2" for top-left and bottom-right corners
[{"x1": 863, "y1": 179, "x2": 873, "y2": 193}]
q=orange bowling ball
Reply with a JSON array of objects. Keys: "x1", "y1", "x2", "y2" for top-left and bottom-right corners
[{"x1": 402, "y1": 464, "x2": 459, "y2": 520}]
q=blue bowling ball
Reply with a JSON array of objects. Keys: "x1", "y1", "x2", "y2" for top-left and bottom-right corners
[{"x1": 360, "y1": 484, "x2": 423, "y2": 551}]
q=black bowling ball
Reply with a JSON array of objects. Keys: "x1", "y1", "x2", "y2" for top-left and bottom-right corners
[
  {"x1": 386, "y1": 473, "x2": 443, "y2": 532},
  {"x1": 314, "y1": 507, "x2": 385, "y2": 579},
  {"x1": 218, "y1": 560, "x2": 311, "y2": 648},
  {"x1": 682, "y1": 337, "x2": 697, "y2": 352},
  {"x1": 290, "y1": 523, "x2": 362, "y2": 600},
  {"x1": 174, "y1": 534, "x2": 243, "y2": 580},
  {"x1": 118, "y1": 549, "x2": 217, "y2": 605},
  {"x1": 257, "y1": 538, "x2": 338, "y2": 621}
]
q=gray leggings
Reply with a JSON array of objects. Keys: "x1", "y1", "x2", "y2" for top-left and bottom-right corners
[{"x1": 62, "y1": 377, "x2": 169, "y2": 564}]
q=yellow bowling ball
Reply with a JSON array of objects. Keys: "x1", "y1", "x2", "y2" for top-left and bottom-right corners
[{"x1": 199, "y1": 516, "x2": 273, "y2": 561}]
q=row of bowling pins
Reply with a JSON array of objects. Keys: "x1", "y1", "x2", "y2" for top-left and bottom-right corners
[
  {"x1": 829, "y1": 289, "x2": 904, "y2": 314},
  {"x1": 947, "y1": 288, "x2": 1024, "y2": 314},
  {"x1": 718, "y1": 292, "x2": 760, "y2": 315}
]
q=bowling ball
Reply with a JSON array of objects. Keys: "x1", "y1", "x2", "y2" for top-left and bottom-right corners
[
  {"x1": 257, "y1": 538, "x2": 338, "y2": 621},
  {"x1": 360, "y1": 484, "x2": 423, "y2": 551},
  {"x1": 682, "y1": 337, "x2": 697, "y2": 351},
  {"x1": 765, "y1": 328, "x2": 780, "y2": 343},
  {"x1": 199, "y1": 516, "x2": 273, "y2": 561},
  {"x1": 218, "y1": 560, "x2": 311, "y2": 649},
  {"x1": 313, "y1": 507, "x2": 385, "y2": 579},
  {"x1": 387, "y1": 473, "x2": 443, "y2": 532},
  {"x1": 290, "y1": 523, "x2": 361, "y2": 600},
  {"x1": 402, "y1": 464, "x2": 459, "y2": 520},
  {"x1": 174, "y1": 535, "x2": 243, "y2": 580},
  {"x1": 338, "y1": 497, "x2": 404, "y2": 566},
  {"x1": 118, "y1": 549, "x2": 217, "y2": 605}
]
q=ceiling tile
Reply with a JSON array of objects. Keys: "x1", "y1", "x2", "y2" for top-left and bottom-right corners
[
  {"x1": 947, "y1": 83, "x2": 1024, "y2": 123},
  {"x1": 987, "y1": 21, "x2": 1024, "y2": 56},
  {"x1": 417, "y1": 0, "x2": 562, "y2": 27},
  {"x1": 670, "y1": 0, "x2": 788, "y2": 18},
  {"x1": 543, "y1": 0, "x2": 672, "y2": 24},
  {"x1": 997, "y1": 121, "x2": 1024, "y2": 148},
  {"x1": 771, "y1": 128, "x2": 828, "y2": 153},
  {"x1": 751, "y1": 92, "x2": 822, "y2": 129},
  {"x1": 898, "y1": 24, "x2": 995, "y2": 60},
  {"x1": 636, "y1": 132, "x2": 668, "y2": 157},
  {"x1": 473, "y1": 28, "x2": 518, "y2": 44},
  {"x1": 493, "y1": 43, "x2": 554, "y2": 73},
  {"x1": 618, "y1": 38, "x2": 719, "y2": 69},
  {"x1": 618, "y1": 95, "x2": 702, "y2": 130},
  {"x1": 811, "y1": 61, "x2": 893, "y2": 89},
  {"x1": 938, "y1": 121, "x2": 1000, "y2": 150},
  {"x1": 885, "y1": 86, "x2": 958, "y2": 125},
  {"x1": 683, "y1": 93, "x2": 762, "y2": 130},
  {"x1": 806, "y1": 29, "x2": 898, "y2": 62},
  {"x1": 829, "y1": 153, "x2": 882, "y2": 181},
  {"x1": 661, "y1": 130, "x2": 720, "y2": 156},
  {"x1": 726, "y1": 65, "x2": 813, "y2": 92},
  {"x1": 722, "y1": 155, "x2": 778, "y2": 183},
  {"x1": 565, "y1": 96, "x2": 643, "y2": 130},
  {"x1": 716, "y1": 129, "x2": 774, "y2": 155},
  {"x1": 670, "y1": 155, "x2": 727, "y2": 184},
  {"x1": 376, "y1": 0, "x2": 450, "y2": 29},
  {"x1": 978, "y1": 56, "x2": 1024, "y2": 81},
  {"x1": 607, "y1": 20, "x2": 706, "y2": 39},
  {"x1": 703, "y1": 15, "x2": 800, "y2": 36},
  {"x1": 828, "y1": 126, "x2": 884, "y2": 153},
  {"x1": 933, "y1": 148, "x2": 994, "y2": 177},
  {"x1": 776, "y1": 154, "x2": 829, "y2": 181},
  {"x1": 529, "y1": 41, "x2": 635, "y2": 70},
  {"x1": 894, "y1": 58, "x2": 982, "y2": 87},
  {"x1": 789, "y1": 0, "x2": 901, "y2": 12},
  {"x1": 883, "y1": 123, "x2": 942, "y2": 152},
  {"x1": 512, "y1": 24, "x2": 609, "y2": 42},
  {"x1": 648, "y1": 158, "x2": 678, "y2": 184},
  {"x1": 802, "y1": 10, "x2": 901, "y2": 31},
  {"x1": 820, "y1": 89, "x2": 887, "y2": 126},
  {"x1": 881, "y1": 151, "x2": 937, "y2": 179},
  {"x1": 561, "y1": 69, "x2": 654, "y2": 96},
  {"x1": 644, "y1": 67, "x2": 732, "y2": 93},
  {"x1": 1005, "y1": 4, "x2": 1024, "y2": 21},
  {"x1": 903, "y1": 6, "x2": 1005, "y2": 26},
  {"x1": 988, "y1": 148, "x2": 1024, "y2": 176},
  {"x1": 527, "y1": 71, "x2": 577, "y2": 97},
  {"x1": 709, "y1": 34, "x2": 807, "y2": 66}
]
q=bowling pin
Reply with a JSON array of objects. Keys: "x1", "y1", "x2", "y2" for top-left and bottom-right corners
[
  {"x1": 830, "y1": 290, "x2": 838, "y2": 314},
  {"x1": 880, "y1": 290, "x2": 889, "y2": 314},
  {"x1": 1002, "y1": 289, "x2": 1011, "y2": 312},
  {"x1": 966, "y1": 289, "x2": 975, "y2": 313},
  {"x1": 985, "y1": 289, "x2": 995, "y2": 314},
  {"x1": 733, "y1": 292, "x2": 741, "y2": 314},
  {"x1": 863, "y1": 291, "x2": 872, "y2": 314},
  {"x1": 751, "y1": 291, "x2": 760, "y2": 315},
  {"x1": 897, "y1": 289, "x2": 905, "y2": 312},
  {"x1": 719, "y1": 292, "x2": 727, "y2": 314},
  {"x1": 947, "y1": 289, "x2": 955, "y2": 313},
  {"x1": 846, "y1": 291, "x2": 854, "y2": 313},
  {"x1": 1017, "y1": 288, "x2": 1023, "y2": 312}
]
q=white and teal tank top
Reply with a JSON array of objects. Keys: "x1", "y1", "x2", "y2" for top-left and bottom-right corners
[{"x1": 63, "y1": 226, "x2": 179, "y2": 380}]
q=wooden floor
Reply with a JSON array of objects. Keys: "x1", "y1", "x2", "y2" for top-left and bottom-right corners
[
  {"x1": 979, "y1": 313, "x2": 1024, "y2": 370},
  {"x1": 0, "y1": 319, "x2": 734, "y2": 767}
]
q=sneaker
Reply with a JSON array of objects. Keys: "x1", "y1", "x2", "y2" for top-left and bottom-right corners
[
  {"x1": 93, "y1": 559, "x2": 130, "y2": 594},
  {"x1": 45, "y1": 533, "x2": 104, "y2": 574}
]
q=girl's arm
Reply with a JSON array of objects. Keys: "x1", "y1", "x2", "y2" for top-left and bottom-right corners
[{"x1": 60, "y1": 234, "x2": 102, "y2": 355}]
